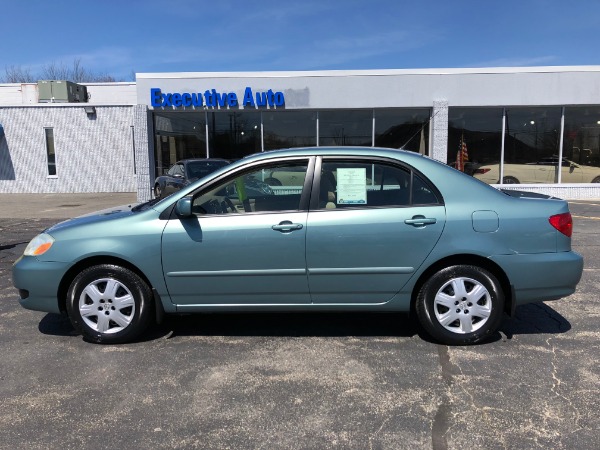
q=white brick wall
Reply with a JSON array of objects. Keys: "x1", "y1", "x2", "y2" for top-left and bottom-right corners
[{"x1": 0, "y1": 106, "x2": 136, "y2": 193}]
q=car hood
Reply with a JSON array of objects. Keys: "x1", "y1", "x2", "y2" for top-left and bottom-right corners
[{"x1": 45, "y1": 203, "x2": 137, "y2": 234}]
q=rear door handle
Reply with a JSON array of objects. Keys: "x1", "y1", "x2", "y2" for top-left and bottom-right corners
[
  {"x1": 272, "y1": 221, "x2": 304, "y2": 232},
  {"x1": 404, "y1": 216, "x2": 437, "y2": 227}
]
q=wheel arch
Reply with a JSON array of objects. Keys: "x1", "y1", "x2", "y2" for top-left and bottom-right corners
[
  {"x1": 57, "y1": 256, "x2": 155, "y2": 314},
  {"x1": 410, "y1": 254, "x2": 514, "y2": 317}
]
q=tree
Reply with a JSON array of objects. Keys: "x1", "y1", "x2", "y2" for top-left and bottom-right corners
[
  {"x1": 1, "y1": 58, "x2": 124, "y2": 83},
  {"x1": 2, "y1": 65, "x2": 36, "y2": 83}
]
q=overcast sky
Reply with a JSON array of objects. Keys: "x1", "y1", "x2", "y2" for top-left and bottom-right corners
[{"x1": 1, "y1": 0, "x2": 599, "y2": 80}]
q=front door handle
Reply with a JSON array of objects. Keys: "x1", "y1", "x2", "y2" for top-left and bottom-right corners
[
  {"x1": 404, "y1": 215, "x2": 437, "y2": 227},
  {"x1": 272, "y1": 221, "x2": 304, "y2": 233}
]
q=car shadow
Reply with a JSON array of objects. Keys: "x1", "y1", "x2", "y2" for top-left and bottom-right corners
[
  {"x1": 499, "y1": 302, "x2": 571, "y2": 339},
  {"x1": 37, "y1": 302, "x2": 570, "y2": 344}
]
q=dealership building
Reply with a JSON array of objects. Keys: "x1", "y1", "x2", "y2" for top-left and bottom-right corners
[{"x1": 1, "y1": 66, "x2": 600, "y2": 202}]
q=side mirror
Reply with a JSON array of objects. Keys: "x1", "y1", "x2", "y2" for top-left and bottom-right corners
[{"x1": 175, "y1": 197, "x2": 193, "y2": 217}]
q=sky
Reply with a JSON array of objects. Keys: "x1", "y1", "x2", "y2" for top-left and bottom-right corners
[{"x1": 1, "y1": 0, "x2": 599, "y2": 81}]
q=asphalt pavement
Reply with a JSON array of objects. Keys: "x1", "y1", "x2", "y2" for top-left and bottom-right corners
[{"x1": 0, "y1": 193, "x2": 599, "y2": 449}]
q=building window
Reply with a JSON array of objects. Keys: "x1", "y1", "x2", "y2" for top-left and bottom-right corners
[
  {"x1": 44, "y1": 128, "x2": 56, "y2": 176},
  {"x1": 504, "y1": 107, "x2": 562, "y2": 184},
  {"x1": 154, "y1": 111, "x2": 207, "y2": 175},
  {"x1": 208, "y1": 111, "x2": 261, "y2": 160},
  {"x1": 447, "y1": 108, "x2": 504, "y2": 177},
  {"x1": 374, "y1": 108, "x2": 431, "y2": 153},
  {"x1": 318, "y1": 110, "x2": 373, "y2": 146},
  {"x1": 263, "y1": 111, "x2": 317, "y2": 150},
  {"x1": 562, "y1": 107, "x2": 600, "y2": 183}
]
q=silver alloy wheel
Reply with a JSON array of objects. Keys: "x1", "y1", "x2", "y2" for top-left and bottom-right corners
[
  {"x1": 433, "y1": 276, "x2": 492, "y2": 334},
  {"x1": 78, "y1": 277, "x2": 136, "y2": 334}
]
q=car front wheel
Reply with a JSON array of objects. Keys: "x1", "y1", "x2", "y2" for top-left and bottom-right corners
[
  {"x1": 415, "y1": 265, "x2": 504, "y2": 345},
  {"x1": 154, "y1": 184, "x2": 162, "y2": 198},
  {"x1": 66, "y1": 264, "x2": 153, "y2": 344}
]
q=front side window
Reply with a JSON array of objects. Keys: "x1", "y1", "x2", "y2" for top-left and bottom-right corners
[
  {"x1": 192, "y1": 161, "x2": 309, "y2": 215},
  {"x1": 44, "y1": 128, "x2": 56, "y2": 176},
  {"x1": 317, "y1": 160, "x2": 439, "y2": 209}
]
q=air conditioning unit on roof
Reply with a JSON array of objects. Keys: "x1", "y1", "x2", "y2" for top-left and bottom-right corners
[{"x1": 38, "y1": 80, "x2": 88, "y2": 103}]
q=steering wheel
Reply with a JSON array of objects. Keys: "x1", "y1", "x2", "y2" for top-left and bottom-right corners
[{"x1": 221, "y1": 197, "x2": 237, "y2": 213}]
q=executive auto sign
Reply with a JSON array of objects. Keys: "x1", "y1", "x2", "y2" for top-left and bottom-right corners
[{"x1": 151, "y1": 87, "x2": 285, "y2": 108}]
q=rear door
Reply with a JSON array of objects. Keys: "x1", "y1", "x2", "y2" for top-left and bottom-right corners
[{"x1": 306, "y1": 158, "x2": 446, "y2": 304}]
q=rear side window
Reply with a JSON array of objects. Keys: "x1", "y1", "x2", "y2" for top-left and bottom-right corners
[{"x1": 317, "y1": 160, "x2": 440, "y2": 209}]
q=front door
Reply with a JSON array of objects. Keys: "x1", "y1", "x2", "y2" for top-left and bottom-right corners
[{"x1": 161, "y1": 159, "x2": 313, "y2": 306}]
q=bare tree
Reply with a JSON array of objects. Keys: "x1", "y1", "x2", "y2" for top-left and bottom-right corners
[
  {"x1": 2, "y1": 65, "x2": 36, "y2": 83},
  {"x1": 2, "y1": 58, "x2": 123, "y2": 83}
]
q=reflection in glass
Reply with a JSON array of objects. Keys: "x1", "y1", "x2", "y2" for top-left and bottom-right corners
[
  {"x1": 375, "y1": 108, "x2": 431, "y2": 153},
  {"x1": 503, "y1": 107, "x2": 562, "y2": 184},
  {"x1": 447, "y1": 108, "x2": 503, "y2": 179},
  {"x1": 208, "y1": 111, "x2": 261, "y2": 160},
  {"x1": 319, "y1": 110, "x2": 373, "y2": 146},
  {"x1": 154, "y1": 112, "x2": 207, "y2": 176},
  {"x1": 562, "y1": 107, "x2": 600, "y2": 183},
  {"x1": 263, "y1": 111, "x2": 317, "y2": 150}
]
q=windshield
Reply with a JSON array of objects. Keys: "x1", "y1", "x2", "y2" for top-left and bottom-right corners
[{"x1": 186, "y1": 160, "x2": 229, "y2": 179}]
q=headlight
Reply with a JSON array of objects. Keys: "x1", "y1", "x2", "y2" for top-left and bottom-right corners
[{"x1": 24, "y1": 233, "x2": 55, "y2": 256}]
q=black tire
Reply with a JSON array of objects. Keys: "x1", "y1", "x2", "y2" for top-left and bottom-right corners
[
  {"x1": 66, "y1": 264, "x2": 153, "y2": 344},
  {"x1": 154, "y1": 184, "x2": 162, "y2": 198},
  {"x1": 592, "y1": 176, "x2": 600, "y2": 183},
  {"x1": 502, "y1": 176, "x2": 520, "y2": 184},
  {"x1": 415, "y1": 265, "x2": 504, "y2": 345}
]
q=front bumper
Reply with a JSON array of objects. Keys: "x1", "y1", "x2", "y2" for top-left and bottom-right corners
[
  {"x1": 490, "y1": 251, "x2": 584, "y2": 305},
  {"x1": 12, "y1": 255, "x2": 71, "y2": 314}
]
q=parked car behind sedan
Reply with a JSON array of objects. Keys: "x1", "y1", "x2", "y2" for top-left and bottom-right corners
[
  {"x1": 13, "y1": 147, "x2": 583, "y2": 345},
  {"x1": 154, "y1": 158, "x2": 230, "y2": 198},
  {"x1": 473, "y1": 158, "x2": 600, "y2": 184}
]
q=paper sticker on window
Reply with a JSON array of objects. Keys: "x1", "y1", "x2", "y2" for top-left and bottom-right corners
[{"x1": 337, "y1": 168, "x2": 367, "y2": 204}]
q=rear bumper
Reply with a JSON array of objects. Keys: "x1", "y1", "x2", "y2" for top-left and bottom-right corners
[
  {"x1": 12, "y1": 256, "x2": 70, "y2": 314},
  {"x1": 490, "y1": 251, "x2": 583, "y2": 305}
]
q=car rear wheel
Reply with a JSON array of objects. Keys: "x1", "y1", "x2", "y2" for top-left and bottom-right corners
[
  {"x1": 66, "y1": 264, "x2": 153, "y2": 344},
  {"x1": 415, "y1": 265, "x2": 504, "y2": 345},
  {"x1": 502, "y1": 176, "x2": 520, "y2": 184},
  {"x1": 154, "y1": 184, "x2": 162, "y2": 198}
]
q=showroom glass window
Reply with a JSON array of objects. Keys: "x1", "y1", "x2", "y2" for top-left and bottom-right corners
[
  {"x1": 319, "y1": 110, "x2": 373, "y2": 146},
  {"x1": 447, "y1": 108, "x2": 503, "y2": 177},
  {"x1": 208, "y1": 111, "x2": 261, "y2": 160},
  {"x1": 263, "y1": 111, "x2": 317, "y2": 150},
  {"x1": 154, "y1": 111, "x2": 207, "y2": 176},
  {"x1": 562, "y1": 107, "x2": 600, "y2": 183},
  {"x1": 44, "y1": 128, "x2": 56, "y2": 176},
  {"x1": 504, "y1": 107, "x2": 562, "y2": 183},
  {"x1": 374, "y1": 108, "x2": 431, "y2": 153}
]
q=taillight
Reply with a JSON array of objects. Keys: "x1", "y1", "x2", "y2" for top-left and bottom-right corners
[
  {"x1": 549, "y1": 213, "x2": 573, "y2": 237},
  {"x1": 474, "y1": 168, "x2": 491, "y2": 174}
]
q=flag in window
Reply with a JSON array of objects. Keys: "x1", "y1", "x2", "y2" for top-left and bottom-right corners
[{"x1": 455, "y1": 135, "x2": 469, "y2": 172}]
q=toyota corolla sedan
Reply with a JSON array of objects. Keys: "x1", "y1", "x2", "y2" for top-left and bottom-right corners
[{"x1": 13, "y1": 147, "x2": 583, "y2": 345}]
